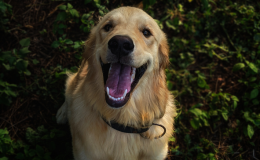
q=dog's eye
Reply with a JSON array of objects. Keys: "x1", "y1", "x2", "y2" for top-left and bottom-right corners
[
  {"x1": 142, "y1": 29, "x2": 152, "y2": 37},
  {"x1": 104, "y1": 24, "x2": 112, "y2": 32}
]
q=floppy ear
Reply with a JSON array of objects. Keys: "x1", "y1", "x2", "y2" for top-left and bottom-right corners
[
  {"x1": 158, "y1": 35, "x2": 170, "y2": 70},
  {"x1": 155, "y1": 34, "x2": 169, "y2": 119},
  {"x1": 82, "y1": 26, "x2": 97, "y2": 61},
  {"x1": 76, "y1": 27, "x2": 97, "y2": 79}
]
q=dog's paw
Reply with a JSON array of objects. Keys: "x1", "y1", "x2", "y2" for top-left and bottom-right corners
[{"x1": 56, "y1": 102, "x2": 68, "y2": 124}]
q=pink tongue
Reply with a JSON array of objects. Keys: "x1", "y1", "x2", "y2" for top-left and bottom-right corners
[{"x1": 105, "y1": 62, "x2": 131, "y2": 98}]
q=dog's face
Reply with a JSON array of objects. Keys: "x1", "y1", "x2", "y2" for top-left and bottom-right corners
[{"x1": 84, "y1": 7, "x2": 169, "y2": 109}]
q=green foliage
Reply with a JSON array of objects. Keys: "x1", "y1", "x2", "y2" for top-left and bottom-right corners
[
  {"x1": 152, "y1": 0, "x2": 260, "y2": 158},
  {"x1": 0, "y1": 0, "x2": 12, "y2": 31},
  {"x1": 53, "y1": 3, "x2": 79, "y2": 35},
  {"x1": 1, "y1": 0, "x2": 260, "y2": 159},
  {"x1": 53, "y1": 1, "x2": 108, "y2": 34},
  {"x1": 0, "y1": 127, "x2": 72, "y2": 160},
  {"x1": 143, "y1": 0, "x2": 156, "y2": 9},
  {"x1": 0, "y1": 38, "x2": 32, "y2": 105}
]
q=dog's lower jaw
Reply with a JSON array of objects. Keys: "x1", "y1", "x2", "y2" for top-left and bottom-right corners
[{"x1": 101, "y1": 59, "x2": 148, "y2": 108}]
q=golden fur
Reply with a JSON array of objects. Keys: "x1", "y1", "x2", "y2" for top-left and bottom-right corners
[{"x1": 56, "y1": 7, "x2": 176, "y2": 160}]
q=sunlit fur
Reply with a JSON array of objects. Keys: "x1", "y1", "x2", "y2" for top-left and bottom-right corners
[{"x1": 56, "y1": 7, "x2": 176, "y2": 160}]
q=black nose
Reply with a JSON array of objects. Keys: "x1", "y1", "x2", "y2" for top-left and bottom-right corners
[{"x1": 108, "y1": 35, "x2": 134, "y2": 57}]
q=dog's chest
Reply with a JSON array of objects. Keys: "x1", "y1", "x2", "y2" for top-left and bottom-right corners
[{"x1": 76, "y1": 116, "x2": 147, "y2": 159}]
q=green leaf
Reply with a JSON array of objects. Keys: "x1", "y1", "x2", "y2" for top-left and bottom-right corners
[
  {"x1": 166, "y1": 21, "x2": 176, "y2": 30},
  {"x1": 36, "y1": 145, "x2": 44, "y2": 157},
  {"x1": 190, "y1": 118, "x2": 200, "y2": 129},
  {"x1": 51, "y1": 41, "x2": 59, "y2": 48},
  {"x1": 250, "y1": 89, "x2": 259, "y2": 99},
  {"x1": 15, "y1": 59, "x2": 28, "y2": 71},
  {"x1": 67, "y1": 3, "x2": 73, "y2": 9},
  {"x1": 189, "y1": 108, "x2": 202, "y2": 117},
  {"x1": 64, "y1": 39, "x2": 73, "y2": 44},
  {"x1": 233, "y1": 101, "x2": 237, "y2": 109},
  {"x1": 0, "y1": 157, "x2": 8, "y2": 160},
  {"x1": 202, "y1": 0, "x2": 209, "y2": 11},
  {"x1": 55, "y1": 12, "x2": 67, "y2": 22},
  {"x1": 24, "y1": 70, "x2": 31, "y2": 76},
  {"x1": 29, "y1": 150, "x2": 36, "y2": 157},
  {"x1": 58, "y1": 5, "x2": 67, "y2": 10},
  {"x1": 15, "y1": 153, "x2": 24, "y2": 160},
  {"x1": 221, "y1": 112, "x2": 228, "y2": 121},
  {"x1": 178, "y1": 4, "x2": 184, "y2": 12},
  {"x1": 58, "y1": 23, "x2": 67, "y2": 29},
  {"x1": 32, "y1": 59, "x2": 39, "y2": 65},
  {"x1": 59, "y1": 5, "x2": 67, "y2": 10},
  {"x1": 191, "y1": 103, "x2": 204, "y2": 108},
  {"x1": 208, "y1": 153, "x2": 217, "y2": 160},
  {"x1": 154, "y1": 19, "x2": 163, "y2": 29},
  {"x1": 254, "y1": 33, "x2": 260, "y2": 42},
  {"x1": 231, "y1": 95, "x2": 239, "y2": 101},
  {"x1": 4, "y1": 89, "x2": 17, "y2": 97},
  {"x1": 99, "y1": 9, "x2": 104, "y2": 16},
  {"x1": 247, "y1": 124, "x2": 254, "y2": 139},
  {"x1": 0, "y1": 129, "x2": 8, "y2": 135},
  {"x1": 197, "y1": 76, "x2": 206, "y2": 88},
  {"x1": 84, "y1": 0, "x2": 92, "y2": 4},
  {"x1": 248, "y1": 63, "x2": 258, "y2": 73},
  {"x1": 167, "y1": 81, "x2": 173, "y2": 90},
  {"x1": 252, "y1": 99, "x2": 259, "y2": 106},
  {"x1": 19, "y1": 47, "x2": 31, "y2": 54},
  {"x1": 197, "y1": 153, "x2": 207, "y2": 159},
  {"x1": 249, "y1": 77, "x2": 257, "y2": 82},
  {"x1": 173, "y1": 17, "x2": 179, "y2": 26},
  {"x1": 244, "y1": 112, "x2": 255, "y2": 124},
  {"x1": 69, "y1": 9, "x2": 79, "y2": 17},
  {"x1": 73, "y1": 42, "x2": 81, "y2": 49},
  {"x1": 19, "y1": 38, "x2": 30, "y2": 47},
  {"x1": 3, "y1": 63, "x2": 11, "y2": 70},
  {"x1": 233, "y1": 63, "x2": 245, "y2": 72},
  {"x1": 81, "y1": 13, "x2": 91, "y2": 24},
  {"x1": 169, "y1": 137, "x2": 175, "y2": 142}
]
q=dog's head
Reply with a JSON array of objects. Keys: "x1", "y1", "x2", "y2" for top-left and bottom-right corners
[{"x1": 83, "y1": 7, "x2": 169, "y2": 111}]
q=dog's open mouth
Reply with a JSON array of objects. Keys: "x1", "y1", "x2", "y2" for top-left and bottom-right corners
[{"x1": 100, "y1": 60, "x2": 147, "y2": 108}]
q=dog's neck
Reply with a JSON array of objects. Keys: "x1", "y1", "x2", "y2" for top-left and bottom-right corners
[{"x1": 101, "y1": 115, "x2": 166, "y2": 139}]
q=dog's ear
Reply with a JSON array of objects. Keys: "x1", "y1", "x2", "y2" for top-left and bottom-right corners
[
  {"x1": 82, "y1": 26, "x2": 97, "y2": 60},
  {"x1": 76, "y1": 27, "x2": 97, "y2": 79},
  {"x1": 155, "y1": 34, "x2": 169, "y2": 119},
  {"x1": 158, "y1": 35, "x2": 170, "y2": 70}
]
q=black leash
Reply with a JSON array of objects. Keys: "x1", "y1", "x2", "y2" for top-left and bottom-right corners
[{"x1": 102, "y1": 117, "x2": 166, "y2": 139}]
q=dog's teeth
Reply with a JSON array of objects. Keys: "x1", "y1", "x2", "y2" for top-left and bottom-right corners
[
  {"x1": 131, "y1": 68, "x2": 136, "y2": 83},
  {"x1": 106, "y1": 87, "x2": 109, "y2": 96},
  {"x1": 123, "y1": 89, "x2": 127, "y2": 98},
  {"x1": 107, "y1": 90, "x2": 127, "y2": 101}
]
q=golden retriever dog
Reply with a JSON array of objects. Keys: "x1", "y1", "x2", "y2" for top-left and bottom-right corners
[{"x1": 56, "y1": 6, "x2": 176, "y2": 160}]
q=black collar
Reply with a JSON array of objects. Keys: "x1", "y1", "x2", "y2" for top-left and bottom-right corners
[
  {"x1": 102, "y1": 117, "x2": 150, "y2": 134},
  {"x1": 102, "y1": 117, "x2": 166, "y2": 139}
]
